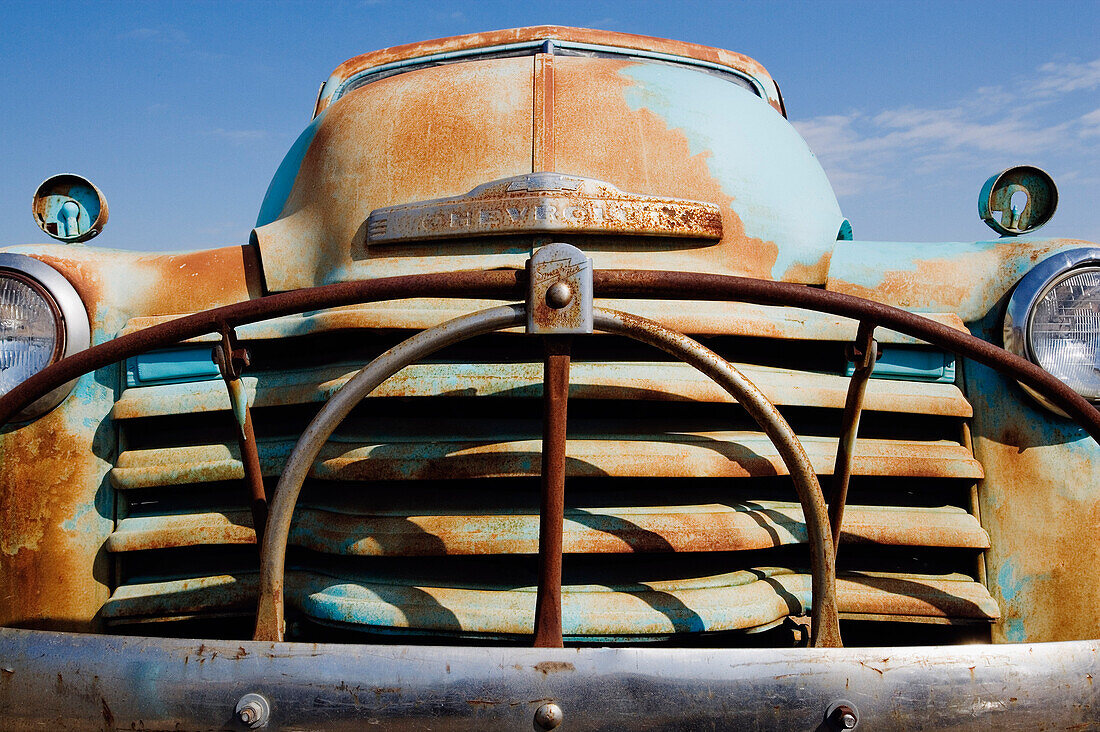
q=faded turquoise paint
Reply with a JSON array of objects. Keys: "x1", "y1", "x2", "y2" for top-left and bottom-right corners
[
  {"x1": 619, "y1": 63, "x2": 843, "y2": 280},
  {"x1": 287, "y1": 571, "x2": 807, "y2": 637},
  {"x1": 36, "y1": 183, "x2": 103, "y2": 240},
  {"x1": 126, "y1": 347, "x2": 221, "y2": 388},
  {"x1": 995, "y1": 562, "x2": 1042, "y2": 642},
  {"x1": 845, "y1": 347, "x2": 955, "y2": 383},
  {"x1": 255, "y1": 108, "x2": 329, "y2": 228},
  {"x1": 827, "y1": 238, "x2": 1088, "y2": 320},
  {"x1": 1003, "y1": 619, "x2": 1027, "y2": 643},
  {"x1": 996, "y1": 560, "x2": 1023, "y2": 603}
]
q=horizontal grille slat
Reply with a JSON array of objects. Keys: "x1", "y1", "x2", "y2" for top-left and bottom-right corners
[
  {"x1": 106, "y1": 502, "x2": 990, "y2": 555},
  {"x1": 112, "y1": 360, "x2": 972, "y2": 420},
  {"x1": 101, "y1": 570, "x2": 999, "y2": 632},
  {"x1": 118, "y1": 299, "x2": 969, "y2": 344},
  {"x1": 111, "y1": 434, "x2": 982, "y2": 489}
]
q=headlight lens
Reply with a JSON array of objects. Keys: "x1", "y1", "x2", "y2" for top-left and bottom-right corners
[
  {"x1": 1005, "y1": 248, "x2": 1100, "y2": 413},
  {"x1": 1028, "y1": 267, "x2": 1100, "y2": 400},
  {"x1": 0, "y1": 254, "x2": 90, "y2": 421},
  {"x1": 0, "y1": 274, "x2": 62, "y2": 396}
]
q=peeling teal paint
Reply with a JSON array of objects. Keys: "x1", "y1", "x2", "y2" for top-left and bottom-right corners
[
  {"x1": 828, "y1": 238, "x2": 1088, "y2": 319},
  {"x1": 1003, "y1": 618, "x2": 1027, "y2": 643},
  {"x1": 997, "y1": 560, "x2": 1023, "y2": 602},
  {"x1": 619, "y1": 63, "x2": 843, "y2": 279}
]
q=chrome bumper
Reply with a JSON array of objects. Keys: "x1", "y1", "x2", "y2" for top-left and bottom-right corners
[{"x1": 0, "y1": 628, "x2": 1096, "y2": 730}]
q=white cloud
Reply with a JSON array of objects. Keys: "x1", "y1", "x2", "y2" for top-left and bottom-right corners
[
  {"x1": 1033, "y1": 59, "x2": 1100, "y2": 96},
  {"x1": 793, "y1": 56, "x2": 1100, "y2": 197},
  {"x1": 1080, "y1": 108, "x2": 1100, "y2": 138}
]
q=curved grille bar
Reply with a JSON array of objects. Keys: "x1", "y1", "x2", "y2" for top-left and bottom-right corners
[
  {"x1": 251, "y1": 305, "x2": 841, "y2": 646},
  {"x1": 0, "y1": 269, "x2": 1096, "y2": 441}
]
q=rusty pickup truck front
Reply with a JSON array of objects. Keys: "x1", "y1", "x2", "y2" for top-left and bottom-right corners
[{"x1": 1, "y1": 27, "x2": 1098, "y2": 730}]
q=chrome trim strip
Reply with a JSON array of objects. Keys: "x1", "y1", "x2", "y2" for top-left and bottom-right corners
[
  {"x1": 0, "y1": 628, "x2": 1096, "y2": 729},
  {"x1": 332, "y1": 38, "x2": 765, "y2": 103}
]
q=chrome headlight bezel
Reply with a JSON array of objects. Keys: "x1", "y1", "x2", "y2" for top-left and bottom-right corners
[
  {"x1": 1004, "y1": 247, "x2": 1100, "y2": 414},
  {"x1": 0, "y1": 253, "x2": 90, "y2": 421}
]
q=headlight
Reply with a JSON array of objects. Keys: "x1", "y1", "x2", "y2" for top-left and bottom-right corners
[
  {"x1": 0, "y1": 253, "x2": 89, "y2": 421},
  {"x1": 1005, "y1": 248, "x2": 1100, "y2": 412}
]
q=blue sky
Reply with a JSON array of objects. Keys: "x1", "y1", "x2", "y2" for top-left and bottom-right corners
[{"x1": 2, "y1": 1, "x2": 1098, "y2": 251}]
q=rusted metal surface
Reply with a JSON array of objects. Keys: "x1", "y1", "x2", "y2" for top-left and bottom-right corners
[
  {"x1": 366, "y1": 173, "x2": 722, "y2": 243},
  {"x1": 212, "y1": 328, "x2": 268, "y2": 545},
  {"x1": 116, "y1": 298, "x2": 969, "y2": 343},
  {"x1": 319, "y1": 26, "x2": 784, "y2": 116},
  {"x1": 0, "y1": 243, "x2": 261, "y2": 632},
  {"x1": 825, "y1": 237, "x2": 1095, "y2": 321},
  {"x1": 0, "y1": 270, "x2": 522, "y2": 428},
  {"x1": 111, "y1": 433, "x2": 983, "y2": 489},
  {"x1": 592, "y1": 308, "x2": 840, "y2": 647},
  {"x1": 260, "y1": 38, "x2": 837, "y2": 290},
  {"x1": 282, "y1": 571, "x2": 994, "y2": 635},
  {"x1": 111, "y1": 359, "x2": 974, "y2": 421},
  {"x1": 250, "y1": 294, "x2": 840, "y2": 646},
  {"x1": 10, "y1": 267, "x2": 1068, "y2": 456},
  {"x1": 534, "y1": 338, "x2": 570, "y2": 648},
  {"x1": 255, "y1": 56, "x2": 534, "y2": 291},
  {"x1": 100, "y1": 568, "x2": 998, "y2": 629},
  {"x1": 548, "y1": 55, "x2": 841, "y2": 284},
  {"x1": 105, "y1": 502, "x2": 990, "y2": 555},
  {"x1": 4, "y1": 267, "x2": 1100, "y2": 642},
  {"x1": 829, "y1": 321, "x2": 878, "y2": 556},
  {"x1": 254, "y1": 304, "x2": 527, "y2": 642},
  {"x1": 31, "y1": 174, "x2": 109, "y2": 243},
  {"x1": 588, "y1": 270, "x2": 1100, "y2": 441},
  {"x1": 106, "y1": 512, "x2": 256, "y2": 552},
  {"x1": 527, "y1": 242, "x2": 594, "y2": 334},
  {"x1": 101, "y1": 574, "x2": 255, "y2": 621},
  {"x1": 967, "y1": 339, "x2": 1100, "y2": 643}
]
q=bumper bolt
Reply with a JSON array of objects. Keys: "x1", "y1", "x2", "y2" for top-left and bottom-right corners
[
  {"x1": 235, "y1": 693, "x2": 270, "y2": 729},
  {"x1": 534, "y1": 701, "x2": 564, "y2": 730},
  {"x1": 826, "y1": 700, "x2": 858, "y2": 730},
  {"x1": 546, "y1": 282, "x2": 573, "y2": 309},
  {"x1": 239, "y1": 703, "x2": 260, "y2": 724}
]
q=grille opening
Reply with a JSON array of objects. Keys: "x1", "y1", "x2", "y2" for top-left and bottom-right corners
[
  {"x1": 114, "y1": 543, "x2": 984, "y2": 599},
  {"x1": 239, "y1": 330, "x2": 856, "y2": 375},
  {"x1": 120, "y1": 475, "x2": 976, "y2": 520},
  {"x1": 119, "y1": 397, "x2": 964, "y2": 452}
]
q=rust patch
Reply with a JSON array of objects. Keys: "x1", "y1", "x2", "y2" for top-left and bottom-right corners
[
  {"x1": 827, "y1": 239, "x2": 1080, "y2": 313},
  {"x1": 0, "y1": 405, "x2": 109, "y2": 630},
  {"x1": 552, "y1": 57, "x2": 780, "y2": 280},
  {"x1": 36, "y1": 244, "x2": 259, "y2": 327},
  {"x1": 259, "y1": 57, "x2": 533, "y2": 290},
  {"x1": 129, "y1": 246, "x2": 262, "y2": 317},
  {"x1": 533, "y1": 661, "x2": 575, "y2": 674},
  {"x1": 780, "y1": 250, "x2": 833, "y2": 285}
]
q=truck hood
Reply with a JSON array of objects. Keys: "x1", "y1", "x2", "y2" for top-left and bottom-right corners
[{"x1": 253, "y1": 31, "x2": 844, "y2": 291}]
